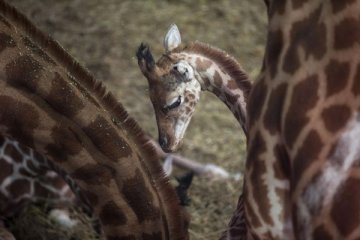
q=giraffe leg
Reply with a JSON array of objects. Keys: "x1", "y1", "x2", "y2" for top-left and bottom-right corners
[
  {"x1": 150, "y1": 137, "x2": 239, "y2": 179},
  {"x1": 244, "y1": 130, "x2": 294, "y2": 239},
  {"x1": 163, "y1": 153, "x2": 239, "y2": 179}
]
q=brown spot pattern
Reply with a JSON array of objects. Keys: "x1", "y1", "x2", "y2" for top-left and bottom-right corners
[
  {"x1": 45, "y1": 125, "x2": 82, "y2": 162},
  {"x1": 4, "y1": 144, "x2": 22, "y2": 163},
  {"x1": 19, "y1": 168, "x2": 35, "y2": 178},
  {"x1": 0, "y1": 32, "x2": 15, "y2": 53},
  {"x1": 122, "y1": 169, "x2": 160, "y2": 223},
  {"x1": 352, "y1": 63, "x2": 360, "y2": 96},
  {"x1": 225, "y1": 93, "x2": 240, "y2": 107},
  {"x1": 269, "y1": 0, "x2": 286, "y2": 17},
  {"x1": 7, "y1": 179, "x2": 30, "y2": 199},
  {"x1": 22, "y1": 37, "x2": 56, "y2": 65},
  {"x1": 187, "y1": 93, "x2": 195, "y2": 100},
  {"x1": 142, "y1": 232, "x2": 163, "y2": 240},
  {"x1": 107, "y1": 236, "x2": 136, "y2": 240},
  {"x1": 325, "y1": 60, "x2": 350, "y2": 97},
  {"x1": 247, "y1": 79, "x2": 267, "y2": 126},
  {"x1": 34, "y1": 181, "x2": 59, "y2": 199},
  {"x1": 267, "y1": 30, "x2": 283, "y2": 78},
  {"x1": 334, "y1": 18, "x2": 360, "y2": 50},
  {"x1": 71, "y1": 163, "x2": 115, "y2": 185},
  {"x1": 244, "y1": 191, "x2": 262, "y2": 228},
  {"x1": 195, "y1": 57, "x2": 212, "y2": 72},
  {"x1": 331, "y1": 0, "x2": 356, "y2": 14},
  {"x1": 247, "y1": 132, "x2": 274, "y2": 225},
  {"x1": 43, "y1": 173, "x2": 67, "y2": 189},
  {"x1": 235, "y1": 109, "x2": 246, "y2": 128},
  {"x1": 322, "y1": 105, "x2": 351, "y2": 133},
  {"x1": 32, "y1": 151, "x2": 46, "y2": 165},
  {"x1": 283, "y1": 6, "x2": 326, "y2": 74},
  {"x1": 0, "y1": 96, "x2": 39, "y2": 147},
  {"x1": 331, "y1": 177, "x2": 360, "y2": 236},
  {"x1": 202, "y1": 76, "x2": 211, "y2": 87},
  {"x1": 313, "y1": 225, "x2": 333, "y2": 239},
  {"x1": 5, "y1": 55, "x2": 42, "y2": 92},
  {"x1": 292, "y1": 130, "x2": 322, "y2": 187},
  {"x1": 292, "y1": 0, "x2": 309, "y2": 9},
  {"x1": 83, "y1": 116, "x2": 132, "y2": 161},
  {"x1": 26, "y1": 160, "x2": 44, "y2": 174},
  {"x1": 48, "y1": 73, "x2": 85, "y2": 117},
  {"x1": 99, "y1": 201, "x2": 127, "y2": 226},
  {"x1": 213, "y1": 70, "x2": 222, "y2": 88},
  {"x1": 80, "y1": 190, "x2": 99, "y2": 206},
  {"x1": 263, "y1": 83, "x2": 287, "y2": 134},
  {"x1": 284, "y1": 75, "x2": 319, "y2": 148},
  {"x1": 273, "y1": 144, "x2": 290, "y2": 180},
  {"x1": 0, "y1": 158, "x2": 13, "y2": 183},
  {"x1": 227, "y1": 79, "x2": 238, "y2": 90}
]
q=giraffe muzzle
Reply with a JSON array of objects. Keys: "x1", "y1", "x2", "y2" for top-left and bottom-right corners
[{"x1": 159, "y1": 136, "x2": 168, "y2": 150}]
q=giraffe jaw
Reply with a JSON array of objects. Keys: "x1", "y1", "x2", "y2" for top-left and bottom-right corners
[{"x1": 158, "y1": 118, "x2": 190, "y2": 153}]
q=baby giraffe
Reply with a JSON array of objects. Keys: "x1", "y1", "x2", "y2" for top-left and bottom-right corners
[
  {"x1": 137, "y1": 24, "x2": 251, "y2": 153},
  {"x1": 137, "y1": 24, "x2": 252, "y2": 239}
]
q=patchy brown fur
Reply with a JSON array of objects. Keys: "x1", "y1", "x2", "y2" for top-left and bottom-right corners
[
  {"x1": 0, "y1": 1, "x2": 189, "y2": 239},
  {"x1": 175, "y1": 41, "x2": 251, "y2": 99}
]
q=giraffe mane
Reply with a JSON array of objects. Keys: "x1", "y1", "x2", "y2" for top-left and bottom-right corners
[
  {"x1": 176, "y1": 41, "x2": 252, "y2": 100},
  {"x1": 0, "y1": 0, "x2": 187, "y2": 232}
]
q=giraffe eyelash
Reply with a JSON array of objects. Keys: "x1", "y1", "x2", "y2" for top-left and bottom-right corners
[{"x1": 162, "y1": 96, "x2": 182, "y2": 113}]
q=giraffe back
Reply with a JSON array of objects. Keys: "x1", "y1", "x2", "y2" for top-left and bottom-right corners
[{"x1": 0, "y1": 1, "x2": 189, "y2": 239}]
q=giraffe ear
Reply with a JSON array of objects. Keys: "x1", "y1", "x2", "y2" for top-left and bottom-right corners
[{"x1": 164, "y1": 24, "x2": 181, "y2": 52}]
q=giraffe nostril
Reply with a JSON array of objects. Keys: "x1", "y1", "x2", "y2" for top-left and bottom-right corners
[{"x1": 159, "y1": 137, "x2": 168, "y2": 149}]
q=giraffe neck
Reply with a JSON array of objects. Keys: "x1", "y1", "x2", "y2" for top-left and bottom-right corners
[
  {"x1": 0, "y1": 1, "x2": 188, "y2": 239},
  {"x1": 174, "y1": 42, "x2": 251, "y2": 136}
]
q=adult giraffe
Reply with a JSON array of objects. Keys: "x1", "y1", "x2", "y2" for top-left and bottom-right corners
[
  {"x1": 0, "y1": 0, "x2": 189, "y2": 239},
  {"x1": 244, "y1": 0, "x2": 360, "y2": 239}
]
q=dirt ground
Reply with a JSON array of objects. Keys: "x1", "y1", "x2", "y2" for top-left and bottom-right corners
[{"x1": 8, "y1": 0, "x2": 267, "y2": 239}]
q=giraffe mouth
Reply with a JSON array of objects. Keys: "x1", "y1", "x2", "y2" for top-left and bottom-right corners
[{"x1": 158, "y1": 135, "x2": 183, "y2": 153}]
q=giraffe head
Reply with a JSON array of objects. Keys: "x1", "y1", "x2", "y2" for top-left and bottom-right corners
[{"x1": 137, "y1": 24, "x2": 201, "y2": 152}]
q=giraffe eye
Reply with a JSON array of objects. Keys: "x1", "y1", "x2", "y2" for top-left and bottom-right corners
[{"x1": 163, "y1": 96, "x2": 181, "y2": 113}]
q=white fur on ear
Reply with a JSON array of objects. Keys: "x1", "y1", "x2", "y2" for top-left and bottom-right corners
[{"x1": 164, "y1": 24, "x2": 181, "y2": 52}]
